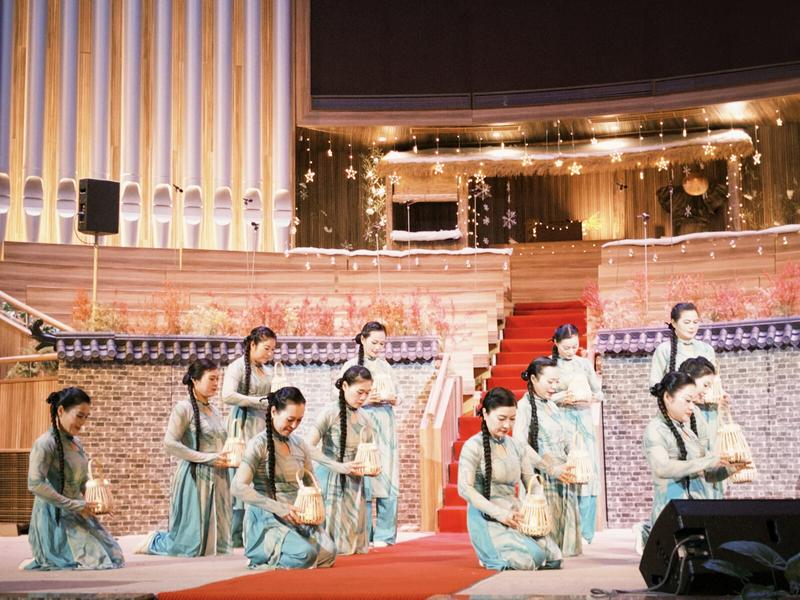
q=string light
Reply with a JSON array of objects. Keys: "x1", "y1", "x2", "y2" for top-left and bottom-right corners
[
  {"x1": 345, "y1": 138, "x2": 357, "y2": 179},
  {"x1": 433, "y1": 136, "x2": 444, "y2": 174},
  {"x1": 412, "y1": 135, "x2": 418, "y2": 154},
  {"x1": 327, "y1": 139, "x2": 333, "y2": 158},
  {"x1": 776, "y1": 108, "x2": 783, "y2": 127},
  {"x1": 305, "y1": 260, "x2": 311, "y2": 270},
  {"x1": 554, "y1": 120, "x2": 563, "y2": 168},
  {"x1": 568, "y1": 127, "x2": 581, "y2": 174},
  {"x1": 752, "y1": 125, "x2": 761, "y2": 165},
  {"x1": 682, "y1": 118, "x2": 687, "y2": 138},
  {"x1": 304, "y1": 137, "x2": 315, "y2": 182},
  {"x1": 610, "y1": 151, "x2": 623, "y2": 163}
]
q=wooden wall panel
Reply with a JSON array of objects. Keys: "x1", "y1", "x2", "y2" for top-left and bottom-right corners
[{"x1": 0, "y1": 377, "x2": 58, "y2": 450}]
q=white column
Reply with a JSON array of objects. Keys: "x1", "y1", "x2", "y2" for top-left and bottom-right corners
[
  {"x1": 151, "y1": 0, "x2": 172, "y2": 248},
  {"x1": 91, "y1": 0, "x2": 110, "y2": 180},
  {"x1": 242, "y1": 0, "x2": 262, "y2": 252},
  {"x1": 0, "y1": 0, "x2": 14, "y2": 243},
  {"x1": 212, "y1": 0, "x2": 232, "y2": 250},
  {"x1": 22, "y1": 0, "x2": 47, "y2": 242},
  {"x1": 182, "y1": 0, "x2": 202, "y2": 249},
  {"x1": 57, "y1": 0, "x2": 79, "y2": 244},
  {"x1": 271, "y1": 0, "x2": 292, "y2": 251},
  {"x1": 119, "y1": 0, "x2": 142, "y2": 246}
]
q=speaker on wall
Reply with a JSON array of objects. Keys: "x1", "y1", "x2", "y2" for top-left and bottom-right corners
[
  {"x1": 78, "y1": 178, "x2": 119, "y2": 236},
  {"x1": 640, "y1": 499, "x2": 800, "y2": 594}
]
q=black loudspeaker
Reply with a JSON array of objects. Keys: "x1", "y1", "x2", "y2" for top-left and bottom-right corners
[
  {"x1": 78, "y1": 178, "x2": 119, "y2": 236},
  {"x1": 640, "y1": 499, "x2": 800, "y2": 594}
]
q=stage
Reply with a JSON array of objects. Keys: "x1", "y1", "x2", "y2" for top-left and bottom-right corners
[{"x1": 0, "y1": 529, "x2": 642, "y2": 599}]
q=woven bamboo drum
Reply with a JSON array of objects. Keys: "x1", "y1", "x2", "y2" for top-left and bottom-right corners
[
  {"x1": 270, "y1": 362, "x2": 290, "y2": 393},
  {"x1": 293, "y1": 468, "x2": 325, "y2": 525},
  {"x1": 566, "y1": 432, "x2": 592, "y2": 484},
  {"x1": 714, "y1": 408, "x2": 753, "y2": 464},
  {"x1": 353, "y1": 428, "x2": 381, "y2": 477},
  {"x1": 372, "y1": 372, "x2": 394, "y2": 401},
  {"x1": 518, "y1": 474, "x2": 551, "y2": 537},
  {"x1": 84, "y1": 459, "x2": 114, "y2": 515}
]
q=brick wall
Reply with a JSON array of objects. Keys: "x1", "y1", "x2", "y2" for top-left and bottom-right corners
[
  {"x1": 59, "y1": 360, "x2": 435, "y2": 536},
  {"x1": 602, "y1": 347, "x2": 800, "y2": 528}
]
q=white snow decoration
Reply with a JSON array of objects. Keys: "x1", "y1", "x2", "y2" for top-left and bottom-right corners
[
  {"x1": 288, "y1": 243, "x2": 511, "y2": 258},
  {"x1": 602, "y1": 224, "x2": 800, "y2": 248},
  {"x1": 390, "y1": 228, "x2": 463, "y2": 242}
]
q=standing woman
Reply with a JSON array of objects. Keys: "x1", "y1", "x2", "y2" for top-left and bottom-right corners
[
  {"x1": 513, "y1": 357, "x2": 581, "y2": 557},
  {"x1": 231, "y1": 387, "x2": 337, "y2": 569},
  {"x1": 550, "y1": 324, "x2": 602, "y2": 544},
  {"x1": 639, "y1": 372, "x2": 740, "y2": 550},
  {"x1": 458, "y1": 387, "x2": 563, "y2": 571},
  {"x1": 138, "y1": 359, "x2": 232, "y2": 556},
  {"x1": 339, "y1": 321, "x2": 401, "y2": 547},
  {"x1": 223, "y1": 326, "x2": 277, "y2": 546},
  {"x1": 309, "y1": 366, "x2": 373, "y2": 555},
  {"x1": 649, "y1": 302, "x2": 716, "y2": 387},
  {"x1": 22, "y1": 387, "x2": 124, "y2": 570}
]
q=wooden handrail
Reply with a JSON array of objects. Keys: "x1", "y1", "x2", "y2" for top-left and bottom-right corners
[
  {"x1": 0, "y1": 289, "x2": 74, "y2": 332},
  {"x1": 0, "y1": 353, "x2": 58, "y2": 365}
]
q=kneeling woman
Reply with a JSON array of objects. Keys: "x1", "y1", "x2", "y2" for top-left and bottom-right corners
[
  {"x1": 23, "y1": 387, "x2": 124, "y2": 570},
  {"x1": 139, "y1": 359, "x2": 232, "y2": 556},
  {"x1": 231, "y1": 387, "x2": 337, "y2": 569},
  {"x1": 309, "y1": 366, "x2": 374, "y2": 555},
  {"x1": 641, "y1": 371, "x2": 740, "y2": 547},
  {"x1": 458, "y1": 387, "x2": 562, "y2": 571}
]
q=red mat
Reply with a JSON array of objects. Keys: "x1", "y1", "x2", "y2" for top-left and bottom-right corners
[{"x1": 158, "y1": 534, "x2": 490, "y2": 600}]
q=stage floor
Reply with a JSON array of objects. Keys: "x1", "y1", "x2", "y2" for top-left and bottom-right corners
[{"x1": 0, "y1": 529, "x2": 643, "y2": 598}]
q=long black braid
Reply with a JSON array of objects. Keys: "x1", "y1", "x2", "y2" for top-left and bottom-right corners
[
  {"x1": 478, "y1": 388, "x2": 517, "y2": 512},
  {"x1": 355, "y1": 321, "x2": 386, "y2": 366},
  {"x1": 551, "y1": 323, "x2": 580, "y2": 360},
  {"x1": 336, "y1": 366, "x2": 372, "y2": 491},
  {"x1": 521, "y1": 357, "x2": 558, "y2": 454},
  {"x1": 46, "y1": 387, "x2": 91, "y2": 524},
  {"x1": 264, "y1": 386, "x2": 307, "y2": 500},
  {"x1": 651, "y1": 371, "x2": 696, "y2": 493},
  {"x1": 182, "y1": 358, "x2": 218, "y2": 480},
  {"x1": 240, "y1": 326, "x2": 277, "y2": 428},
  {"x1": 667, "y1": 302, "x2": 698, "y2": 372}
]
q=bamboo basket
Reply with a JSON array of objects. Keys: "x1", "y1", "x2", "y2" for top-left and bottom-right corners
[
  {"x1": 566, "y1": 432, "x2": 593, "y2": 484},
  {"x1": 270, "y1": 362, "x2": 290, "y2": 393},
  {"x1": 352, "y1": 428, "x2": 382, "y2": 477},
  {"x1": 714, "y1": 408, "x2": 754, "y2": 464},
  {"x1": 731, "y1": 464, "x2": 757, "y2": 484},
  {"x1": 566, "y1": 372, "x2": 593, "y2": 403},
  {"x1": 84, "y1": 459, "x2": 114, "y2": 515},
  {"x1": 518, "y1": 474, "x2": 551, "y2": 537},
  {"x1": 293, "y1": 468, "x2": 325, "y2": 525},
  {"x1": 702, "y1": 374, "x2": 725, "y2": 405},
  {"x1": 372, "y1": 372, "x2": 394, "y2": 401},
  {"x1": 221, "y1": 421, "x2": 246, "y2": 468}
]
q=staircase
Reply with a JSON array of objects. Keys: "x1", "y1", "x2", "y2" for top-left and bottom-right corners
[{"x1": 436, "y1": 300, "x2": 587, "y2": 532}]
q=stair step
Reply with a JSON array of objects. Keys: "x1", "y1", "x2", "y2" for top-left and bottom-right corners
[
  {"x1": 498, "y1": 352, "x2": 554, "y2": 365},
  {"x1": 515, "y1": 300, "x2": 584, "y2": 311},
  {"x1": 437, "y1": 505, "x2": 467, "y2": 532},
  {"x1": 486, "y1": 375, "x2": 524, "y2": 387},
  {"x1": 458, "y1": 415, "x2": 481, "y2": 439},
  {"x1": 444, "y1": 484, "x2": 466, "y2": 506},
  {"x1": 506, "y1": 314, "x2": 586, "y2": 328},
  {"x1": 448, "y1": 462, "x2": 459, "y2": 483},
  {"x1": 453, "y1": 440, "x2": 465, "y2": 461},
  {"x1": 500, "y1": 340, "x2": 554, "y2": 353},
  {"x1": 504, "y1": 327, "x2": 579, "y2": 339}
]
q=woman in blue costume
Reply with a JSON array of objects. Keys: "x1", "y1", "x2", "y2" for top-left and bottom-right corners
[
  {"x1": 458, "y1": 387, "x2": 563, "y2": 571},
  {"x1": 550, "y1": 324, "x2": 603, "y2": 544},
  {"x1": 637, "y1": 371, "x2": 743, "y2": 552},
  {"x1": 513, "y1": 357, "x2": 582, "y2": 557},
  {"x1": 222, "y1": 326, "x2": 277, "y2": 546},
  {"x1": 339, "y1": 321, "x2": 401, "y2": 547},
  {"x1": 231, "y1": 386, "x2": 337, "y2": 569},
  {"x1": 22, "y1": 387, "x2": 124, "y2": 570},
  {"x1": 309, "y1": 366, "x2": 374, "y2": 555},
  {"x1": 138, "y1": 359, "x2": 233, "y2": 556}
]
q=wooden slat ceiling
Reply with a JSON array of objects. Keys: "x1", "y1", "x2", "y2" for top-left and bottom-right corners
[{"x1": 302, "y1": 93, "x2": 800, "y2": 150}]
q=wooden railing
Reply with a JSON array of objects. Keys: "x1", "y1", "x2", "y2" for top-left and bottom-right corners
[
  {"x1": 0, "y1": 289, "x2": 74, "y2": 333},
  {"x1": 419, "y1": 353, "x2": 463, "y2": 531}
]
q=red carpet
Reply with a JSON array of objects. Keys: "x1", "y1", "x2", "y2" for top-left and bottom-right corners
[
  {"x1": 157, "y1": 533, "x2": 490, "y2": 600},
  {"x1": 438, "y1": 301, "x2": 586, "y2": 533}
]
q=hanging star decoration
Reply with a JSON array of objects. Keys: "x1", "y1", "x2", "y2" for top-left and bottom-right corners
[
  {"x1": 656, "y1": 157, "x2": 669, "y2": 171},
  {"x1": 568, "y1": 162, "x2": 582, "y2": 176},
  {"x1": 521, "y1": 154, "x2": 533, "y2": 167},
  {"x1": 388, "y1": 172, "x2": 401, "y2": 185},
  {"x1": 433, "y1": 161, "x2": 444, "y2": 175},
  {"x1": 345, "y1": 165, "x2": 357, "y2": 179},
  {"x1": 502, "y1": 208, "x2": 517, "y2": 229},
  {"x1": 304, "y1": 168, "x2": 315, "y2": 183},
  {"x1": 752, "y1": 151, "x2": 762, "y2": 165},
  {"x1": 729, "y1": 154, "x2": 738, "y2": 163},
  {"x1": 703, "y1": 143, "x2": 716, "y2": 156},
  {"x1": 554, "y1": 158, "x2": 564, "y2": 168},
  {"x1": 610, "y1": 152, "x2": 623, "y2": 163},
  {"x1": 473, "y1": 170, "x2": 486, "y2": 185}
]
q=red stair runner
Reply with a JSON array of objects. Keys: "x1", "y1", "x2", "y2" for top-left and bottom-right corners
[{"x1": 436, "y1": 300, "x2": 587, "y2": 533}]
